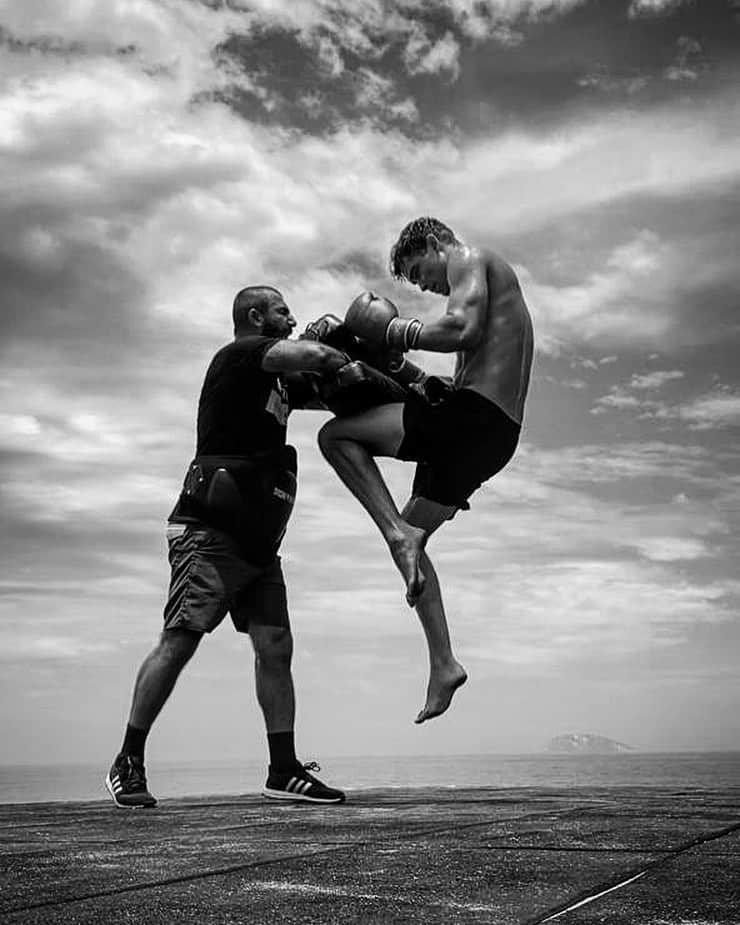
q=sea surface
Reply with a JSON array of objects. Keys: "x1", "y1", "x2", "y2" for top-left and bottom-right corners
[{"x1": 1, "y1": 752, "x2": 738, "y2": 804}]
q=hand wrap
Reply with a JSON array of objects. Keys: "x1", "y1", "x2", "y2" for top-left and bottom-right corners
[{"x1": 385, "y1": 316, "x2": 423, "y2": 352}]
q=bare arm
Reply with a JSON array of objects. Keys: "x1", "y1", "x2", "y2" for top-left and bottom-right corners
[
  {"x1": 415, "y1": 250, "x2": 488, "y2": 353},
  {"x1": 262, "y1": 339, "x2": 349, "y2": 375}
]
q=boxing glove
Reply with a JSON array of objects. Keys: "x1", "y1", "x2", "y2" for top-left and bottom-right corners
[
  {"x1": 345, "y1": 291, "x2": 423, "y2": 353},
  {"x1": 320, "y1": 360, "x2": 408, "y2": 416},
  {"x1": 300, "y1": 313, "x2": 360, "y2": 355},
  {"x1": 300, "y1": 313, "x2": 344, "y2": 342}
]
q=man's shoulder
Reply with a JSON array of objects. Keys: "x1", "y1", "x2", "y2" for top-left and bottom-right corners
[
  {"x1": 212, "y1": 336, "x2": 278, "y2": 366},
  {"x1": 221, "y1": 334, "x2": 275, "y2": 352},
  {"x1": 448, "y1": 244, "x2": 496, "y2": 277},
  {"x1": 472, "y1": 247, "x2": 519, "y2": 289}
]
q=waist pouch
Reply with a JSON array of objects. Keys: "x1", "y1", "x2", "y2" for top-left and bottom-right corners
[{"x1": 172, "y1": 446, "x2": 297, "y2": 562}]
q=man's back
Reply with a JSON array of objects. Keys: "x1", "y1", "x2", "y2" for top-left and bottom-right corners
[{"x1": 453, "y1": 248, "x2": 533, "y2": 424}]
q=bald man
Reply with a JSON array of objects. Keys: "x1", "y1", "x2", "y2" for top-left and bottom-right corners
[{"x1": 106, "y1": 286, "x2": 350, "y2": 808}]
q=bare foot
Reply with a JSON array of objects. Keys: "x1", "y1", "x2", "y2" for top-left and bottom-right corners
[
  {"x1": 388, "y1": 524, "x2": 426, "y2": 606},
  {"x1": 414, "y1": 664, "x2": 468, "y2": 724}
]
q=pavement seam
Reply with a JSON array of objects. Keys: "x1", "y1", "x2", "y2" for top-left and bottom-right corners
[
  {"x1": 4, "y1": 804, "x2": 591, "y2": 914},
  {"x1": 527, "y1": 817, "x2": 740, "y2": 925}
]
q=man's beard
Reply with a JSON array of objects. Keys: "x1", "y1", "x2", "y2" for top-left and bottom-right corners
[{"x1": 263, "y1": 322, "x2": 287, "y2": 338}]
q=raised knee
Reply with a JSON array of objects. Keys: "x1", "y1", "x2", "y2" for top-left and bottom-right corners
[{"x1": 317, "y1": 419, "x2": 339, "y2": 457}]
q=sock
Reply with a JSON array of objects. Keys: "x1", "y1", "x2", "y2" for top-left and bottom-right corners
[
  {"x1": 267, "y1": 731, "x2": 297, "y2": 772},
  {"x1": 120, "y1": 724, "x2": 149, "y2": 761}
]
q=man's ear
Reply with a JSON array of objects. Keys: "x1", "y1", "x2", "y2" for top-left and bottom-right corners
[
  {"x1": 426, "y1": 233, "x2": 440, "y2": 254},
  {"x1": 248, "y1": 307, "x2": 264, "y2": 328}
]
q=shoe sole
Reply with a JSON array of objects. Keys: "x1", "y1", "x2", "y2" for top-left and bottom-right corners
[
  {"x1": 105, "y1": 773, "x2": 157, "y2": 809},
  {"x1": 262, "y1": 787, "x2": 345, "y2": 804}
]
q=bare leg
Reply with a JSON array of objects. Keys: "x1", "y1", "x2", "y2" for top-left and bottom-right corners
[
  {"x1": 128, "y1": 628, "x2": 201, "y2": 730},
  {"x1": 318, "y1": 405, "x2": 425, "y2": 604},
  {"x1": 249, "y1": 625, "x2": 295, "y2": 733},
  {"x1": 412, "y1": 551, "x2": 468, "y2": 723},
  {"x1": 403, "y1": 497, "x2": 467, "y2": 723}
]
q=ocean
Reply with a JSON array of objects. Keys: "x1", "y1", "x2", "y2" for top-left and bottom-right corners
[{"x1": 1, "y1": 752, "x2": 738, "y2": 804}]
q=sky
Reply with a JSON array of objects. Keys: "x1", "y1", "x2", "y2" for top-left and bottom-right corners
[{"x1": 1, "y1": 0, "x2": 738, "y2": 768}]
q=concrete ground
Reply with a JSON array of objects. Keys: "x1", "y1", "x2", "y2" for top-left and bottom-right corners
[{"x1": 2, "y1": 786, "x2": 739, "y2": 924}]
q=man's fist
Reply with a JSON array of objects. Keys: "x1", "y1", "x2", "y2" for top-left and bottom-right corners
[
  {"x1": 345, "y1": 291, "x2": 423, "y2": 353},
  {"x1": 300, "y1": 313, "x2": 359, "y2": 355},
  {"x1": 300, "y1": 313, "x2": 344, "y2": 342}
]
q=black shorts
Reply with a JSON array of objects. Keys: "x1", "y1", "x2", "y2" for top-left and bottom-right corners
[
  {"x1": 396, "y1": 388, "x2": 521, "y2": 508},
  {"x1": 163, "y1": 524, "x2": 289, "y2": 634}
]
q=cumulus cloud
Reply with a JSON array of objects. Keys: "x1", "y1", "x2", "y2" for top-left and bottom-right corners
[
  {"x1": 403, "y1": 28, "x2": 461, "y2": 80},
  {"x1": 353, "y1": 67, "x2": 419, "y2": 122},
  {"x1": 438, "y1": 0, "x2": 584, "y2": 40}
]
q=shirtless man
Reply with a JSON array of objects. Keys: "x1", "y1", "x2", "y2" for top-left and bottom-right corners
[{"x1": 317, "y1": 217, "x2": 534, "y2": 723}]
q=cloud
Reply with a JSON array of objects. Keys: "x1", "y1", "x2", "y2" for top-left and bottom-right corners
[
  {"x1": 665, "y1": 35, "x2": 703, "y2": 82},
  {"x1": 439, "y1": 1, "x2": 585, "y2": 40},
  {"x1": 577, "y1": 35, "x2": 702, "y2": 91},
  {"x1": 577, "y1": 71, "x2": 650, "y2": 95},
  {"x1": 628, "y1": 0, "x2": 690, "y2": 17},
  {"x1": 404, "y1": 28, "x2": 461, "y2": 80},
  {"x1": 629, "y1": 371, "x2": 685, "y2": 389},
  {"x1": 0, "y1": 634, "x2": 117, "y2": 663},
  {"x1": 593, "y1": 378, "x2": 740, "y2": 431},
  {"x1": 464, "y1": 558, "x2": 736, "y2": 669},
  {"x1": 590, "y1": 369, "x2": 687, "y2": 413},
  {"x1": 1, "y1": 0, "x2": 739, "y2": 762},
  {"x1": 633, "y1": 536, "x2": 710, "y2": 562},
  {"x1": 659, "y1": 389, "x2": 740, "y2": 430},
  {"x1": 510, "y1": 442, "x2": 738, "y2": 521},
  {"x1": 520, "y1": 231, "x2": 674, "y2": 352},
  {"x1": 353, "y1": 68, "x2": 419, "y2": 122},
  {"x1": 287, "y1": 431, "x2": 739, "y2": 673},
  {"x1": 3, "y1": 6, "x2": 739, "y2": 369}
]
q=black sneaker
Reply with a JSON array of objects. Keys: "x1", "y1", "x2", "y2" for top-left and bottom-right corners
[
  {"x1": 105, "y1": 754, "x2": 157, "y2": 808},
  {"x1": 263, "y1": 761, "x2": 345, "y2": 804}
]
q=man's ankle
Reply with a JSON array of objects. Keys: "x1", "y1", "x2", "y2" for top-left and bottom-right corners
[
  {"x1": 120, "y1": 723, "x2": 149, "y2": 761},
  {"x1": 267, "y1": 730, "x2": 297, "y2": 771}
]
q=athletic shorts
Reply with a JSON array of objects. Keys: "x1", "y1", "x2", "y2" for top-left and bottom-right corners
[
  {"x1": 162, "y1": 523, "x2": 289, "y2": 634},
  {"x1": 396, "y1": 388, "x2": 521, "y2": 508}
]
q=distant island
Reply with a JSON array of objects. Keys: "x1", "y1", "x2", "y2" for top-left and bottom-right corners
[{"x1": 546, "y1": 734, "x2": 635, "y2": 755}]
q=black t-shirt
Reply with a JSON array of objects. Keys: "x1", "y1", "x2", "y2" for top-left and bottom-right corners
[
  {"x1": 196, "y1": 335, "x2": 289, "y2": 455},
  {"x1": 169, "y1": 336, "x2": 297, "y2": 554}
]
